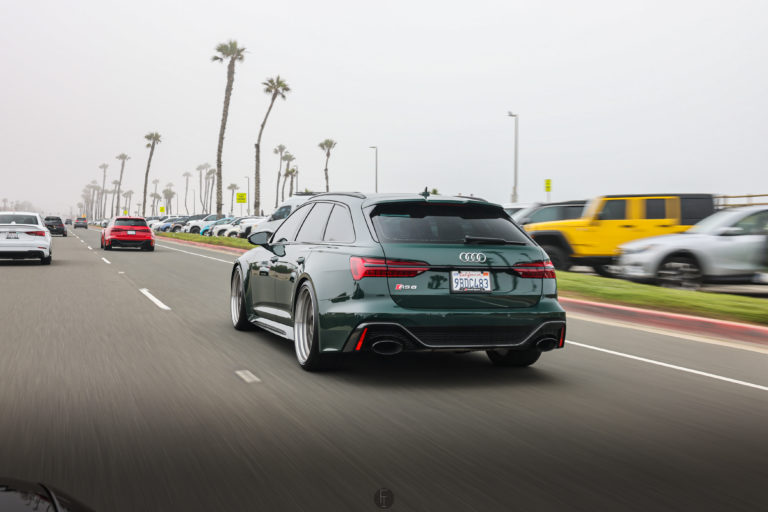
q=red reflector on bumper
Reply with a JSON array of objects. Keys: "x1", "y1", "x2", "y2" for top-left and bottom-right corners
[{"x1": 355, "y1": 328, "x2": 369, "y2": 351}]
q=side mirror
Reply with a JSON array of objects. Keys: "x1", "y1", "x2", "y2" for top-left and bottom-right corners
[
  {"x1": 248, "y1": 230, "x2": 273, "y2": 246},
  {"x1": 717, "y1": 226, "x2": 745, "y2": 236}
]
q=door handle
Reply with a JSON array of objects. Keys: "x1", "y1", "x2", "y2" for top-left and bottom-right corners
[
  {"x1": 270, "y1": 256, "x2": 279, "y2": 263},
  {"x1": 297, "y1": 256, "x2": 305, "y2": 265},
  {"x1": 620, "y1": 224, "x2": 635, "y2": 228}
]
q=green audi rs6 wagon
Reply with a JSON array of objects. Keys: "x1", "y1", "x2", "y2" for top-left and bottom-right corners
[{"x1": 230, "y1": 192, "x2": 566, "y2": 371}]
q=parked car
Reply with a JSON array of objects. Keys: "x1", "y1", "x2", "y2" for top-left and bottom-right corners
[
  {"x1": 617, "y1": 206, "x2": 768, "y2": 288},
  {"x1": 502, "y1": 202, "x2": 536, "y2": 217},
  {"x1": 147, "y1": 216, "x2": 170, "y2": 229},
  {"x1": 230, "y1": 192, "x2": 566, "y2": 371},
  {"x1": 241, "y1": 195, "x2": 311, "y2": 239},
  {"x1": 74, "y1": 217, "x2": 88, "y2": 229},
  {"x1": 43, "y1": 216, "x2": 67, "y2": 236},
  {"x1": 154, "y1": 216, "x2": 184, "y2": 232},
  {"x1": 512, "y1": 201, "x2": 586, "y2": 226},
  {"x1": 201, "y1": 217, "x2": 235, "y2": 236},
  {"x1": 223, "y1": 216, "x2": 266, "y2": 237},
  {"x1": 525, "y1": 194, "x2": 715, "y2": 275},
  {"x1": 170, "y1": 214, "x2": 207, "y2": 232},
  {"x1": 101, "y1": 217, "x2": 155, "y2": 251},
  {"x1": 0, "y1": 211, "x2": 53, "y2": 264},
  {"x1": 183, "y1": 214, "x2": 225, "y2": 234}
]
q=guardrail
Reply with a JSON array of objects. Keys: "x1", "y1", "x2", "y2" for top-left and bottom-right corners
[{"x1": 715, "y1": 194, "x2": 768, "y2": 208}]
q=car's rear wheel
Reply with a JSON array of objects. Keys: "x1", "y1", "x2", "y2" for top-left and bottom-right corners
[
  {"x1": 541, "y1": 245, "x2": 570, "y2": 270},
  {"x1": 294, "y1": 281, "x2": 336, "y2": 371},
  {"x1": 172, "y1": 226, "x2": 181, "y2": 232},
  {"x1": 486, "y1": 347, "x2": 541, "y2": 367},
  {"x1": 143, "y1": 244, "x2": 155, "y2": 252},
  {"x1": 41, "y1": 254, "x2": 52, "y2": 265},
  {"x1": 100, "y1": 237, "x2": 104, "y2": 249},
  {"x1": 230, "y1": 268, "x2": 254, "y2": 331},
  {"x1": 657, "y1": 255, "x2": 702, "y2": 290},
  {"x1": 63, "y1": 231, "x2": 67, "y2": 237},
  {"x1": 191, "y1": 227, "x2": 200, "y2": 234},
  {"x1": 228, "y1": 232, "x2": 238, "y2": 238},
  {"x1": 104, "y1": 240, "x2": 112, "y2": 251}
]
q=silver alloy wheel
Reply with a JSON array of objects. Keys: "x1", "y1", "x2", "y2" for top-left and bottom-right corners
[
  {"x1": 658, "y1": 259, "x2": 702, "y2": 290},
  {"x1": 294, "y1": 286, "x2": 314, "y2": 365},
  {"x1": 231, "y1": 271, "x2": 243, "y2": 326}
]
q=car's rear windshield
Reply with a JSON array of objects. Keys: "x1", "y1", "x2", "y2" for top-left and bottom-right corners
[
  {"x1": 115, "y1": 219, "x2": 148, "y2": 227},
  {"x1": 0, "y1": 214, "x2": 38, "y2": 225},
  {"x1": 370, "y1": 202, "x2": 531, "y2": 244},
  {"x1": 45, "y1": 217, "x2": 62, "y2": 221}
]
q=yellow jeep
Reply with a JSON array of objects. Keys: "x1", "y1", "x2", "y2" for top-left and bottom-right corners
[{"x1": 524, "y1": 194, "x2": 715, "y2": 276}]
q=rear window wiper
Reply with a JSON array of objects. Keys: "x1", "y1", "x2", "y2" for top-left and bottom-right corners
[{"x1": 464, "y1": 235, "x2": 526, "y2": 245}]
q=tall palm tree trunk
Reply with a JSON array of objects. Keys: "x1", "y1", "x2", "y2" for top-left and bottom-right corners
[
  {"x1": 275, "y1": 152, "x2": 283, "y2": 208},
  {"x1": 110, "y1": 190, "x2": 116, "y2": 216},
  {"x1": 100, "y1": 171, "x2": 107, "y2": 218},
  {"x1": 184, "y1": 177, "x2": 190, "y2": 215},
  {"x1": 281, "y1": 160, "x2": 290, "y2": 202},
  {"x1": 215, "y1": 58, "x2": 236, "y2": 215},
  {"x1": 141, "y1": 143, "x2": 156, "y2": 217},
  {"x1": 323, "y1": 154, "x2": 331, "y2": 192},
  {"x1": 230, "y1": 189, "x2": 235, "y2": 213},
  {"x1": 254, "y1": 92, "x2": 277, "y2": 218},
  {"x1": 289, "y1": 174, "x2": 294, "y2": 197},
  {"x1": 198, "y1": 171, "x2": 205, "y2": 213},
  {"x1": 115, "y1": 160, "x2": 126, "y2": 216}
]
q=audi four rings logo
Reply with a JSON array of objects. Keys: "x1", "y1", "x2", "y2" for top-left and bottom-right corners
[{"x1": 459, "y1": 252, "x2": 487, "y2": 263}]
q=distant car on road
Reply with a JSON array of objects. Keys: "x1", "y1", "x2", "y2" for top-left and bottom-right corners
[
  {"x1": 74, "y1": 217, "x2": 88, "y2": 229},
  {"x1": 44, "y1": 216, "x2": 67, "y2": 236},
  {"x1": 65, "y1": 218, "x2": 72, "y2": 225},
  {"x1": 230, "y1": 193, "x2": 566, "y2": 371},
  {"x1": 101, "y1": 217, "x2": 155, "y2": 251},
  {"x1": 0, "y1": 211, "x2": 53, "y2": 264},
  {"x1": 618, "y1": 206, "x2": 768, "y2": 288}
]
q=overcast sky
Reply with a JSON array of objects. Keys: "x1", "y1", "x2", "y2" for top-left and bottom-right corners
[{"x1": 1, "y1": 0, "x2": 766, "y2": 215}]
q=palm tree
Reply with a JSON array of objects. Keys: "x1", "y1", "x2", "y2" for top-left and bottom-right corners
[
  {"x1": 151, "y1": 192, "x2": 162, "y2": 216},
  {"x1": 273, "y1": 144, "x2": 286, "y2": 208},
  {"x1": 151, "y1": 179, "x2": 160, "y2": 215},
  {"x1": 294, "y1": 165, "x2": 299, "y2": 192},
  {"x1": 205, "y1": 168, "x2": 216, "y2": 213},
  {"x1": 141, "y1": 132, "x2": 162, "y2": 217},
  {"x1": 196, "y1": 163, "x2": 211, "y2": 212},
  {"x1": 110, "y1": 180, "x2": 120, "y2": 216},
  {"x1": 1, "y1": 198, "x2": 7, "y2": 210},
  {"x1": 162, "y1": 186, "x2": 175, "y2": 216},
  {"x1": 318, "y1": 139, "x2": 337, "y2": 192},
  {"x1": 115, "y1": 153, "x2": 130, "y2": 216},
  {"x1": 98, "y1": 163, "x2": 109, "y2": 218},
  {"x1": 281, "y1": 152, "x2": 295, "y2": 202},
  {"x1": 212, "y1": 40, "x2": 246, "y2": 215},
  {"x1": 254, "y1": 76, "x2": 290, "y2": 216},
  {"x1": 77, "y1": 202, "x2": 84, "y2": 216},
  {"x1": 182, "y1": 171, "x2": 192, "y2": 215},
  {"x1": 123, "y1": 190, "x2": 133, "y2": 215},
  {"x1": 89, "y1": 181, "x2": 99, "y2": 219},
  {"x1": 227, "y1": 183, "x2": 239, "y2": 214},
  {"x1": 287, "y1": 168, "x2": 297, "y2": 197}
]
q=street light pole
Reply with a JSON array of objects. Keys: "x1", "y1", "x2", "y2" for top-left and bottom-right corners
[
  {"x1": 369, "y1": 146, "x2": 378, "y2": 193},
  {"x1": 507, "y1": 112, "x2": 518, "y2": 203},
  {"x1": 244, "y1": 175, "x2": 250, "y2": 216}
]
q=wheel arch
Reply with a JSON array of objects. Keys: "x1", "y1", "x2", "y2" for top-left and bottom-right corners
[
  {"x1": 656, "y1": 249, "x2": 707, "y2": 276},
  {"x1": 528, "y1": 230, "x2": 573, "y2": 255}
]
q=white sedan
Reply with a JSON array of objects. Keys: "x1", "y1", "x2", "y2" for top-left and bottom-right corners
[{"x1": 0, "y1": 211, "x2": 53, "y2": 264}]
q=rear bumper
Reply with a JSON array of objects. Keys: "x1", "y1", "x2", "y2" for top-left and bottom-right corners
[
  {"x1": 0, "y1": 246, "x2": 49, "y2": 259},
  {"x1": 108, "y1": 237, "x2": 153, "y2": 248}
]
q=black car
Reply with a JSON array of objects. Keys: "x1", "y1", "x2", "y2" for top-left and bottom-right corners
[
  {"x1": 65, "y1": 218, "x2": 72, "y2": 225},
  {"x1": 44, "y1": 216, "x2": 67, "y2": 236},
  {"x1": 74, "y1": 217, "x2": 87, "y2": 229}
]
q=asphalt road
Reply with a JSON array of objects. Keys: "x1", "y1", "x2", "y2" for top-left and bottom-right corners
[{"x1": 1, "y1": 228, "x2": 767, "y2": 511}]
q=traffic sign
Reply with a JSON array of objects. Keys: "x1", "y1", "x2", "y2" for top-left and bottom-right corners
[
  {"x1": 159, "y1": 206, "x2": 165, "y2": 213},
  {"x1": 236, "y1": 192, "x2": 247, "y2": 204},
  {"x1": 545, "y1": 179, "x2": 551, "y2": 192},
  {"x1": 123, "y1": 210, "x2": 128, "y2": 215}
]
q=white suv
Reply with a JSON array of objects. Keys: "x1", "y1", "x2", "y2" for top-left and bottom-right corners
[
  {"x1": 242, "y1": 196, "x2": 312, "y2": 239},
  {"x1": 182, "y1": 214, "x2": 225, "y2": 234}
]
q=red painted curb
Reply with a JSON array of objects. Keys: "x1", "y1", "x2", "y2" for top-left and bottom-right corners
[
  {"x1": 560, "y1": 296, "x2": 768, "y2": 346},
  {"x1": 155, "y1": 236, "x2": 248, "y2": 255}
]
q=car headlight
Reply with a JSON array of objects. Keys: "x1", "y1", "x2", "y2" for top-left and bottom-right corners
[{"x1": 621, "y1": 244, "x2": 657, "y2": 254}]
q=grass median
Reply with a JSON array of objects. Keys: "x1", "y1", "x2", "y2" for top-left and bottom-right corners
[
  {"x1": 557, "y1": 271, "x2": 768, "y2": 326},
  {"x1": 156, "y1": 231, "x2": 252, "y2": 250}
]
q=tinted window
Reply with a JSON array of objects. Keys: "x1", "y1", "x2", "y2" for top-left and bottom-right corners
[
  {"x1": 271, "y1": 205, "x2": 292, "y2": 221},
  {"x1": 0, "y1": 214, "x2": 38, "y2": 224},
  {"x1": 600, "y1": 200, "x2": 626, "y2": 220},
  {"x1": 733, "y1": 211, "x2": 768, "y2": 235},
  {"x1": 681, "y1": 197, "x2": 714, "y2": 225},
  {"x1": 371, "y1": 203, "x2": 531, "y2": 244},
  {"x1": 296, "y1": 203, "x2": 334, "y2": 242},
  {"x1": 45, "y1": 216, "x2": 62, "y2": 221},
  {"x1": 324, "y1": 205, "x2": 355, "y2": 242},
  {"x1": 563, "y1": 205, "x2": 584, "y2": 219},
  {"x1": 528, "y1": 206, "x2": 561, "y2": 224},
  {"x1": 115, "y1": 219, "x2": 148, "y2": 227},
  {"x1": 645, "y1": 199, "x2": 666, "y2": 219},
  {"x1": 272, "y1": 204, "x2": 312, "y2": 243}
]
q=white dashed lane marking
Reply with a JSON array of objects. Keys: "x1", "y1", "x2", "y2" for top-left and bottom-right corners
[
  {"x1": 235, "y1": 370, "x2": 261, "y2": 383},
  {"x1": 138, "y1": 288, "x2": 171, "y2": 311},
  {"x1": 101, "y1": 257, "x2": 111, "y2": 264}
]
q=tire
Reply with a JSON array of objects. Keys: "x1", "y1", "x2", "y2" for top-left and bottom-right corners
[
  {"x1": 104, "y1": 240, "x2": 112, "y2": 251},
  {"x1": 230, "y1": 268, "x2": 255, "y2": 331},
  {"x1": 144, "y1": 244, "x2": 155, "y2": 252},
  {"x1": 593, "y1": 265, "x2": 617, "y2": 278},
  {"x1": 486, "y1": 347, "x2": 541, "y2": 367},
  {"x1": 656, "y1": 255, "x2": 702, "y2": 290},
  {"x1": 191, "y1": 227, "x2": 200, "y2": 234},
  {"x1": 63, "y1": 232, "x2": 67, "y2": 237},
  {"x1": 100, "y1": 237, "x2": 104, "y2": 249},
  {"x1": 172, "y1": 226, "x2": 181, "y2": 233},
  {"x1": 293, "y1": 280, "x2": 336, "y2": 371},
  {"x1": 229, "y1": 232, "x2": 238, "y2": 238},
  {"x1": 541, "y1": 245, "x2": 570, "y2": 270},
  {"x1": 41, "y1": 254, "x2": 52, "y2": 265}
]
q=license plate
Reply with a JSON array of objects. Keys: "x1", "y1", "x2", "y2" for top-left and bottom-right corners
[
  {"x1": 451, "y1": 271, "x2": 492, "y2": 293},
  {"x1": 127, "y1": 230, "x2": 136, "y2": 235},
  {"x1": 6, "y1": 232, "x2": 18, "y2": 239}
]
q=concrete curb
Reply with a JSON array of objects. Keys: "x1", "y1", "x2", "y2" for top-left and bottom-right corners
[{"x1": 560, "y1": 296, "x2": 768, "y2": 346}]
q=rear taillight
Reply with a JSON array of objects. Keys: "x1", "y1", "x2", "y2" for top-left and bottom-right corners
[
  {"x1": 512, "y1": 260, "x2": 556, "y2": 279},
  {"x1": 26, "y1": 231, "x2": 46, "y2": 236},
  {"x1": 349, "y1": 257, "x2": 429, "y2": 280}
]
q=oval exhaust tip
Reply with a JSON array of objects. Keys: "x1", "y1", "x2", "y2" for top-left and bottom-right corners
[
  {"x1": 371, "y1": 340, "x2": 404, "y2": 356},
  {"x1": 535, "y1": 338, "x2": 558, "y2": 352}
]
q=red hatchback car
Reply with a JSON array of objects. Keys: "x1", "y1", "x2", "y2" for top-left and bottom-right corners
[{"x1": 101, "y1": 217, "x2": 155, "y2": 251}]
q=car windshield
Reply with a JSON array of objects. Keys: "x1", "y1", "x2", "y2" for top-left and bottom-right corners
[
  {"x1": 115, "y1": 219, "x2": 148, "y2": 227},
  {"x1": 0, "y1": 214, "x2": 38, "y2": 224},
  {"x1": 371, "y1": 203, "x2": 531, "y2": 244},
  {"x1": 686, "y1": 210, "x2": 745, "y2": 234}
]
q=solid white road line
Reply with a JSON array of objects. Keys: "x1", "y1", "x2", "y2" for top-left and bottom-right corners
[
  {"x1": 155, "y1": 243, "x2": 233, "y2": 264},
  {"x1": 138, "y1": 288, "x2": 171, "y2": 311},
  {"x1": 566, "y1": 340, "x2": 768, "y2": 393},
  {"x1": 235, "y1": 370, "x2": 261, "y2": 383},
  {"x1": 101, "y1": 257, "x2": 111, "y2": 264},
  {"x1": 87, "y1": 246, "x2": 92, "y2": 250},
  {"x1": 118, "y1": 271, "x2": 125, "y2": 274}
]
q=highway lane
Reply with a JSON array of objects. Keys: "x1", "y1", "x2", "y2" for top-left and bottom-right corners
[{"x1": 0, "y1": 228, "x2": 766, "y2": 511}]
